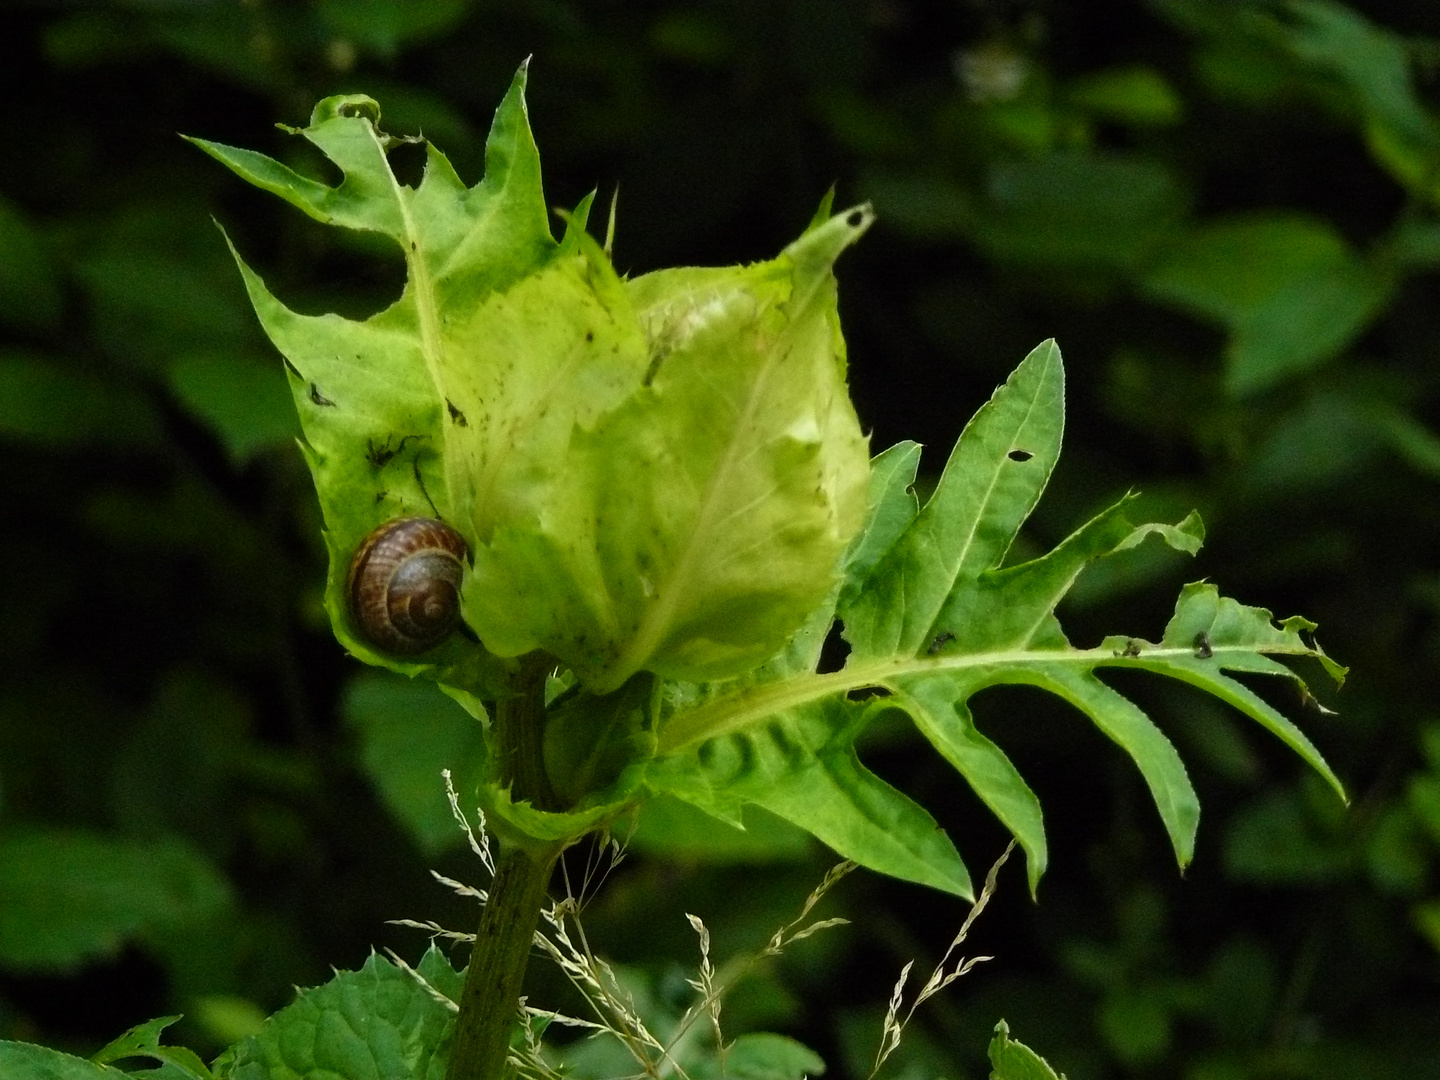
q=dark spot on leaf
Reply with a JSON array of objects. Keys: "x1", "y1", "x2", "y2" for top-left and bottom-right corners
[
  {"x1": 414, "y1": 459, "x2": 439, "y2": 517},
  {"x1": 365, "y1": 433, "x2": 422, "y2": 470},
  {"x1": 366, "y1": 439, "x2": 398, "y2": 469},
  {"x1": 643, "y1": 348, "x2": 668, "y2": 387},
  {"x1": 410, "y1": 242, "x2": 417, "y2": 251},
  {"x1": 374, "y1": 490, "x2": 387, "y2": 503},
  {"x1": 446, "y1": 399, "x2": 467, "y2": 426},
  {"x1": 1008, "y1": 449, "x2": 1033, "y2": 462},
  {"x1": 927, "y1": 631, "x2": 955, "y2": 655},
  {"x1": 1113, "y1": 639, "x2": 1142, "y2": 658},
  {"x1": 1193, "y1": 631, "x2": 1213, "y2": 659},
  {"x1": 846, "y1": 210, "x2": 864, "y2": 227},
  {"x1": 309, "y1": 383, "x2": 336, "y2": 407},
  {"x1": 585, "y1": 330, "x2": 595, "y2": 343}
]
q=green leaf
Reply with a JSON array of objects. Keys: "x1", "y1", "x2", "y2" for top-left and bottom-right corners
[
  {"x1": 0, "y1": 829, "x2": 231, "y2": 974},
  {"x1": 1065, "y1": 65, "x2": 1183, "y2": 127},
  {"x1": 0, "y1": 349, "x2": 162, "y2": 450},
  {"x1": 341, "y1": 672, "x2": 489, "y2": 856},
  {"x1": 619, "y1": 797, "x2": 814, "y2": 863},
  {"x1": 1142, "y1": 213, "x2": 1393, "y2": 394},
  {"x1": 0, "y1": 1043, "x2": 129, "y2": 1080},
  {"x1": 884, "y1": 682, "x2": 1047, "y2": 894},
  {"x1": 542, "y1": 672, "x2": 658, "y2": 811},
  {"x1": 226, "y1": 949, "x2": 459, "y2": 1080},
  {"x1": 987, "y1": 1020, "x2": 1066, "y2": 1080},
  {"x1": 0, "y1": 195, "x2": 63, "y2": 332},
  {"x1": 1265, "y1": 0, "x2": 1440, "y2": 197},
  {"x1": 315, "y1": 0, "x2": 470, "y2": 59},
  {"x1": 971, "y1": 154, "x2": 1186, "y2": 273},
  {"x1": 92, "y1": 1017, "x2": 213, "y2": 1080},
  {"x1": 694, "y1": 1033, "x2": 826, "y2": 1080},
  {"x1": 166, "y1": 352, "x2": 299, "y2": 465},
  {"x1": 1224, "y1": 787, "x2": 1352, "y2": 885},
  {"x1": 843, "y1": 340, "x2": 1065, "y2": 662},
  {"x1": 654, "y1": 341, "x2": 1343, "y2": 895},
  {"x1": 648, "y1": 697, "x2": 971, "y2": 898},
  {"x1": 1129, "y1": 582, "x2": 1347, "y2": 801},
  {"x1": 837, "y1": 439, "x2": 922, "y2": 612}
]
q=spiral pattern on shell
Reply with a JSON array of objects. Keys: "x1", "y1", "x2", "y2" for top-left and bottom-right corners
[{"x1": 347, "y1": 517, "x2": 469, "y2": 655}]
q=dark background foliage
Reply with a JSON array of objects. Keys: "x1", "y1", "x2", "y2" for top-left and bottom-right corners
[{"x1": 3, "y1": 1, "x2": 1440, "y2": 1077}]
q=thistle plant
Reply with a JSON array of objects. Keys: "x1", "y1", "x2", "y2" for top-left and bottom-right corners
[{"x1": 0, "y1": 62, "x2": 1348, "y2": 1080}]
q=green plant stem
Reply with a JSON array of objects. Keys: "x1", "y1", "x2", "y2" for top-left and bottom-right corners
[
  {"x1": 446, "y1": 655, "x2": 563, "y2": 1080},
  {"x1": 448, "y1": 842, "x2": 560, "y2": 1080}
]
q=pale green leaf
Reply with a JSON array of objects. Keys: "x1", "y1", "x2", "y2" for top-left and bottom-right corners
[
  {"x1": 466, "y1": 211, "x2": 872, "y2": 692},
  {"x1": 201, "y1": 65, "x2": 872, "y2": 700}
]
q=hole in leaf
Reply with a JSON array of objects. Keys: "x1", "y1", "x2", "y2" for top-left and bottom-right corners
[
  {"x1": 818, "y1": 619, "x2": 850, "y2": 674},
  {"x1": 337, "y1": 100, "x2": 380, "y2": 124},
  {"x1": 387, "y1": 141, "x2": 427, "y2": 189},
  {"x1": 846, "y1": 685, "x2": 890, "y2": 702},
  {"x1": 846, "y1": 209, "x2": 865, "y2": 227},
  {"x1": 1008, "y1": 449, "x2": 1033, "y2": 462}
]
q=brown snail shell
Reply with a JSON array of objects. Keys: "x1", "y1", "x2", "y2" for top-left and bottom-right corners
[{"x1": 347, "y1": 517, "x2": 469, "y2": 655}]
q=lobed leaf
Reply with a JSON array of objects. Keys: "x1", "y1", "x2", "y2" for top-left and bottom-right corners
[
  {"x1": 648, "y1": 697, "x2": 970, "y2": 897},
  {"x1": 200, "y1": 65, "x2": 870, "y2": 699},
  {"x1": 653, "y1": 341, "x2": 1344, "y2": 896},
  {"x1": 842, "y1": 339, "x2": 1064, "y2": 660}
]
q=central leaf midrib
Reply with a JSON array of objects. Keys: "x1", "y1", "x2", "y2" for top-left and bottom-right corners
[
  {"x1": 606, "y1": 323, "x2": 784, "y2": 690},
  {"x1": 655, "y1": 643, "x2": 1214, "y2": 755},
  {"x1": 375, "y1": 125, "x2": 449, "y2": 517}
]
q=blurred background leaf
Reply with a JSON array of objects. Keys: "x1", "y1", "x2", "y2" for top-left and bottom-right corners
[{"x1": 1, "y1": 0, "x2": 1439, "y2": 1076}]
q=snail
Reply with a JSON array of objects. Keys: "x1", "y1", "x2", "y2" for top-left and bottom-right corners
[{"x1": 347, "y1": 517, "x2": 469, "y2": 655}]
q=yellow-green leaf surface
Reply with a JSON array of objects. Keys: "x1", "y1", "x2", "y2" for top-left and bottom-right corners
[{"x1": 194, "y1": 63, "x2": 870, "y2": 695}]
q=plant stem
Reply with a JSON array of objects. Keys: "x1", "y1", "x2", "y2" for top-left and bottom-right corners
[
  {"x1": 446, "y1": 655, "x2": 563, "y2": 1080},
  {"x1": 448, "y1": 842, "x2": 560, "y2": 1080}
]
